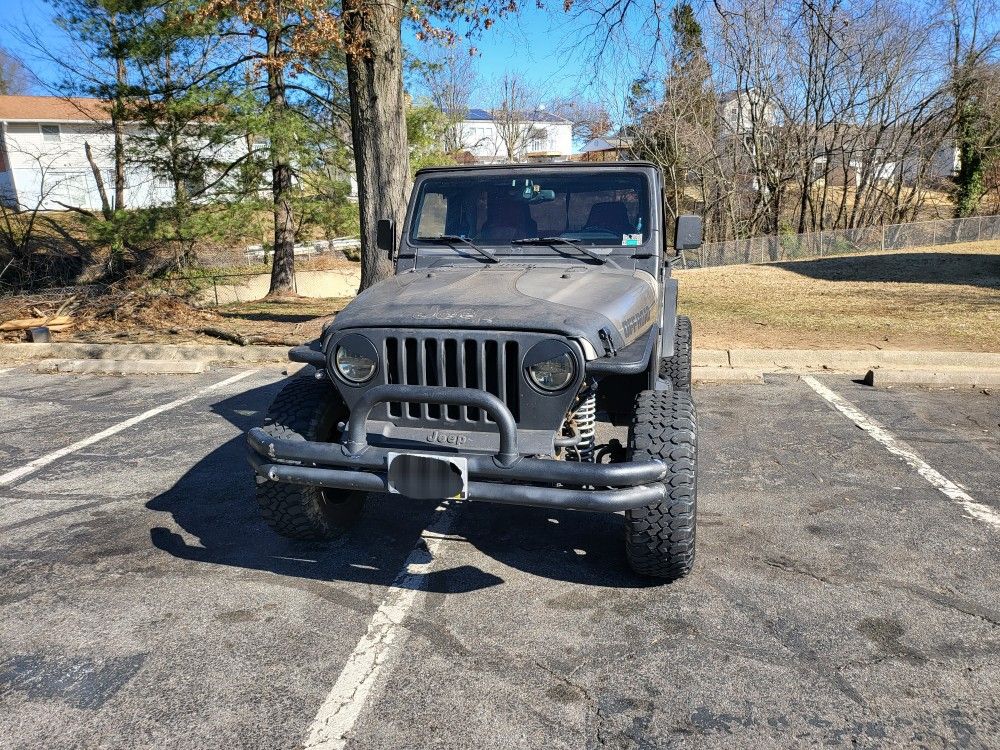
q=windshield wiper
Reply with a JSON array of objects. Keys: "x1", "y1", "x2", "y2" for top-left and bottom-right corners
[
  {"x1": 511, "y1": 236, "x2": 607, "y2": 264},
  {"x1": 421, "y1": 235, "x2": 498, "y2": 263}
]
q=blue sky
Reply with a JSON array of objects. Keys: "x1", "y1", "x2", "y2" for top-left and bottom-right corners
[
  {"x1": 411, "y1": 5, "x2": 597, "y2": 104},
  {"x1": 2, "y1": 0, "x2": 641, "y2": 108}
]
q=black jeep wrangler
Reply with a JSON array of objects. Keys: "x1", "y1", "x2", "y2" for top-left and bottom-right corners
[{"x1": 247, "y1": 162, "x2": 701, "y2": 580}]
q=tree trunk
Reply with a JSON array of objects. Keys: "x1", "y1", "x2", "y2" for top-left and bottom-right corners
[
  {"x1": 85, "y1": 142, "x2": 113, "y2": 220},
  {"x1": 344, "y1": 0, "x2": 410, "y2": 292},
  {"x1": 109, "y1": 12, "x2": 127, "y2": 212},
  {"x1": 266, "y1": 27, "x2": 297, "y2": 297},
  {"x1": 954, "y1": 88, "x2": 984, "y2": 218}
]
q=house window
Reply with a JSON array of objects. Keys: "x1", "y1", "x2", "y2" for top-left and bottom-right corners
[{"x1": 41, "y1": 124, "x2": 61, "y2": 142}]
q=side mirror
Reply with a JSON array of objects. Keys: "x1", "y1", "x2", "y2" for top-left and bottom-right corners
[
  {"x1": 376, "y1": 218, "x2": 396, "y2": 259},
  {"x1": 674, "y1": 215, "x2": 702, "y2": 255}
]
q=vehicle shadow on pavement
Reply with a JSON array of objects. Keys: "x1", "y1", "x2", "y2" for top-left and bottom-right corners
[
  {"x1": 147, "y1": 375, "x2": 654, "y2": 593},
  {"x1": 450, "y1": 503, "x2": 660, "y2": 588}
]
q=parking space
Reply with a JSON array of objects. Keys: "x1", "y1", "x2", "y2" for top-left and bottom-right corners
[
  {"x1": 0, "y1": 367, "x2": 997, "y2": 749},
  {"x1": 0, "y1": 370, "x2": 252, "y2": 472},
  {"x1": 822, "y1": 379, "x2": 999, "y2": 508}
]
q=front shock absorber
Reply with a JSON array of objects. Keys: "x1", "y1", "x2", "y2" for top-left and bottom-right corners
[{"x1": 566, "y1": 388, "x2": 597, "y2": 462}]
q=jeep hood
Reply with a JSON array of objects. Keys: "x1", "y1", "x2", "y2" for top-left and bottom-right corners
[{"x1": 330, "y1": 265, "x2": 659, "y2": 353}]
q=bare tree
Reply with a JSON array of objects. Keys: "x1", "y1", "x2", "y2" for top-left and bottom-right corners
[
  {"x1": 941, "y1": 0, "x2": 1000, "y2": 216},
  {"x1": 550, "y1": 97, "x2": 613, "y2": 143},
  {"x1": 0, "y1": 144, "x2": 83, "y2": 290},
  {"x1": 0, "y1": 46, "x2": 31, "y2": 95},
  {"x1": 568, "y1": 0, "x2": 978, "y2": 245},
  {"x1": 14, "y1": 1, "x2": 137, "y2": 214},
  {"x1": 488, "y1": 73, "x2": 548, "y2": 162},
  {"x1": 415, "y1": 44, "x2": 479, "y2": 153}
]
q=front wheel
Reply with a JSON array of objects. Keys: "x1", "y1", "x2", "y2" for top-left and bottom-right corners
[
  {"x1": 255, "y1": 375, "x2": 365, "y2": 539},
  {"x1": 659, "y1": 315, "x2": 692, "y2": 391},
  {"x1": 624, "y1": 389, "x2": 697, "y2": 580}
]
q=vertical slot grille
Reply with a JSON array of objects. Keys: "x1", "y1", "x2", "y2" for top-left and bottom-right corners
[
  {"x1": 385, "y1": 337, "x2": 401, "y2": 417},
  {"x1": 444, "y1": 339, "x2": 460, "y2": 420},
  {"x1": 404, "y1": 338, "x2": 419, "y2": 417},
  {"x1": 463, "y1": 339, "x2": 479, "y2": 421},
  {"x1": 379, "y1": 333, "x2": 521, "y2": 425},
  {"x1": 505, "y1": 341, "x2": 520, "y2": 421},
  {"x1": 425, "y1": 339, "x2": 440, "y2": 419}
]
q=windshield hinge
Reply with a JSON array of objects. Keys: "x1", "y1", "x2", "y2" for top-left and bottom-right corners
[{"x1": 598, "y1": 327, "x2": 617, "y2": 357}]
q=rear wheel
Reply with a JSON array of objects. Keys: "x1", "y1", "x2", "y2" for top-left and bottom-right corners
[
  {"x1": 659, "y1": 315, "x2": 692, "y2": 391},
  {"x1": 624, "y1": 389, "x2": 697, "y2": 580},
  {"x1": 256, "y1": 375, "x2": 365, "y2": 539}
]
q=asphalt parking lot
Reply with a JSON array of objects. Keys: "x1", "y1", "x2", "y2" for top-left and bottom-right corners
[{"x1": 1, "y1": 366, "x2": 998, "y2": 749}]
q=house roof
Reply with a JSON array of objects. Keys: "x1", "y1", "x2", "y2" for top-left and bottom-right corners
[
  {"x1": 0, "y1": 95, "x2": 111, "y2": 123},
  {"x1": 581, "y1": 136, "x2": 632, "y2": 153},
  {"x1": 463, "y1": 107, "x2": 571, "y2": 124}
]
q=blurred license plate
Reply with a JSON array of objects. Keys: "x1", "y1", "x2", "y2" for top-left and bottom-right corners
[{"x1": 386, "y1": 453, "x2": 468, "y2": 500}]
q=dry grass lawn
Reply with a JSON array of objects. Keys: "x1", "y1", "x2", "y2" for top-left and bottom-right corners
[
  {"x1": 677, "y1": 240, "x2": 1000, "y2": 351},
  {"x1": 4, "y1": 240, "x2": 997, "y2": 353}
]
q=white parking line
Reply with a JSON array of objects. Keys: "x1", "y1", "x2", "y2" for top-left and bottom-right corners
[
  {"x1": 303, "y1": 501, "x2": 459, "y2": 750},
  {"x1": 0, "y1": 369, "x2": 258, "y2": 489},
  {"x1": 802, "y1": 375, "x2": 1000, "y2": 528},
  {"x1": 0, "y1": 368, "x2": 13, "y2": 376}
]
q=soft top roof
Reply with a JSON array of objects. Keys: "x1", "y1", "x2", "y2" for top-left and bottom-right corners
[{"x1": 414, "y1": 161, "x2": 659, "y2": 176}]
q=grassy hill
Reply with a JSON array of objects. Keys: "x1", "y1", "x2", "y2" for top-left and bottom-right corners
[{"x1": 677, "y1": 240, "x2": 1000, "y2": 352}]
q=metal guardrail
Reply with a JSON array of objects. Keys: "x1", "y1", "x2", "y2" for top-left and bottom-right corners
[{"x1": 689, "y1": 215, "x2": 1000, "y2": 268}]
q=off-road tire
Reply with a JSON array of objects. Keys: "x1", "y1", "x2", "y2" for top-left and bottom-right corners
[
  {"x1": 659, "y1": 315, "x2": 692, "y2": 391},
  {"x1": 625, "y1": 389, "x2": 697, "y2": 580},
  {"x1": 256, "y1": 375, "x2": 365, "y2": 539}
]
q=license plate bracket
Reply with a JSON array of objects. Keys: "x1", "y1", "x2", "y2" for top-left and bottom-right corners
[{"x1": 386, "y1": 452, "x2": 468, "y2": 500}]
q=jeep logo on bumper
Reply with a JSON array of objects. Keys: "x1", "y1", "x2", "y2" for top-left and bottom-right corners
[{"x1": 426, "y1": 430, "x2": 468, "y2": 446}]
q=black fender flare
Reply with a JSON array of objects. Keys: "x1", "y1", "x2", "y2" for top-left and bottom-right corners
[{"x1": 659, "y1": 278, "x2": 679, "y2": 359}]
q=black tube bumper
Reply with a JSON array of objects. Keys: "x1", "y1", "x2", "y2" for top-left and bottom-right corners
[
  {"x1": 246, "y1": 382, "x2": 666, "y2": 512},
  {"x1": 247, "y1": 431, "x2": 665, "y2": 512}
]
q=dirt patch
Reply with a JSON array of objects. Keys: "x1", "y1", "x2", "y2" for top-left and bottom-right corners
[{"x1": 677, "y1": 241, "x2": 1000, "y2": 351}]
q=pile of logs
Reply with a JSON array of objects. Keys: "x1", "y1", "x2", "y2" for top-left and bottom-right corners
[
  {"x1": 0, "y1": 315, "x2": 74, "y2": 333},
  {"x1": 0, "y1": 296, "x2": 76, "y2": 335}
]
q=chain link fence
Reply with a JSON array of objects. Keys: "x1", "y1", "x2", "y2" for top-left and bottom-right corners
[
  {"x1": 192, "y1": 237, "x2": 361, "y2": 269},
  {"x1": 687, "y1": 215, "x2": 1000, "y2": 268},
  {"x1": 157, "y1": 265, "x2": 362, "y2": 306},
  {"x1": 158, "y1": 237, "x2": 362, "y2": 306}
]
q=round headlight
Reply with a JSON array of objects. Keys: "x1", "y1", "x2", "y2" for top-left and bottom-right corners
[
  {"x1": 527, "y1": 351, "x2": 576, "y2": 392},
  {"x1": 334, "y1": 336, "x2": 377, "y2": 383}
]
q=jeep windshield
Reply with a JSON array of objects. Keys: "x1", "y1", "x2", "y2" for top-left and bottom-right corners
[{"x1": 409, "y1": 170, "x2": 650, "y2": 258}]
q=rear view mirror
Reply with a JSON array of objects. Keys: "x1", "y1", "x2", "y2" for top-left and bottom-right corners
[
  {"x1": 674, "y1": 215, "x2": 702, "y2": 255},
  {"x1": 528, "y1": 189, "x2": 556, "y2": 204},
  {"x1": 376, "y1": 218, "x2": 396, "y2": 259}
]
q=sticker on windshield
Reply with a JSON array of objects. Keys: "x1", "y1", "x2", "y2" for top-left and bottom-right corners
[{"x1": 622, "y1": 234, "x2": 642, "y2": 247}]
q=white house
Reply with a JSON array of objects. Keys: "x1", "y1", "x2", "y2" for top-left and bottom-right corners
[
  {"x1": 454, "y1": 108, "x2": 573, "y2": 163},
  {"x1": 0, "y1": 94, "x2": 245, "y2": 212},
  {"x1": 717, "y1": 89, "x2": 778, "y2": 138}
]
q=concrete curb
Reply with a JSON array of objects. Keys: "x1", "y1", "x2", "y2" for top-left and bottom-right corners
[
  {"x1": 2, "y1": 343, "x2": 998, "y2": 383},
  {"x1": 724, "y1": 348, "x2": 1000, "y2": 371},
  {"x1": 0, "y1": 342, "x2": 289, "y2": 365},
  {"x1": 36, "y1": 359, "x2": 208, "y2": 375},
  {"x1": 693, "y1": 350, "x2": 731, "y2": 367},
  {"x1": 692, "y1": 366, "x2": 764, "y2": 383},
  {"x1": 862, "y1": 369, "x2": 1000, "y2": 387}
]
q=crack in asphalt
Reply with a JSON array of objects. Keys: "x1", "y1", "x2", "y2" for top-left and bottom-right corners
[{"x1": 883, "y1": 579, "x2": 1000, "y2": 628}]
